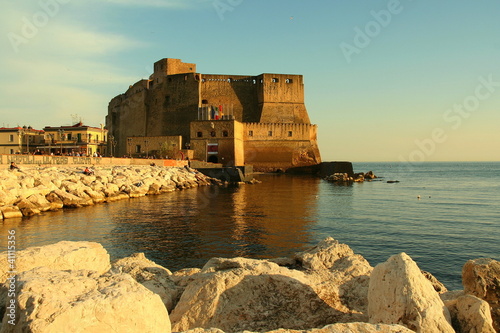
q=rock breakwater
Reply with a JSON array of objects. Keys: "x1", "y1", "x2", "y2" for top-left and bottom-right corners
[
  {"x1": 0, "y1": 238, "x2": 498, "y2": 333},
  {"x1": 0, "y1": 165, "x2": 221, "y2": 219}
]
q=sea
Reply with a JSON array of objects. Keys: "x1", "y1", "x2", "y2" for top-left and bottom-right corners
[{"x1": 1, "y1": 162, "x2": 499, "y2": 290}]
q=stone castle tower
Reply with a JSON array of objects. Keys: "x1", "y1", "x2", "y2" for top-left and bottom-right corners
[{"x1": 106, "y1": 58, "x2": 321, "y2": 171}]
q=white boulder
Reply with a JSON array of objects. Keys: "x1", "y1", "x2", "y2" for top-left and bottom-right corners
[{"x1": 368, "y1": 253, "x2": 454, "y2": 332}]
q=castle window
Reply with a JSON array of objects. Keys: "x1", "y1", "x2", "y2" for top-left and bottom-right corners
[
  {"x1": 165, "y1": 96, "x2": 171, "y2": 105},
  {"x1": 260, "y1": 79, "x2": 263, "y2": 84},
  {"x1": 202, "y1": 99, "x2": 208, "y2": 104},
  {"x1": 135, "y1": 145, "x2": 141, "y2": 153},
  {"x1": 248, "y1": 130, "x2": 253, "y2": 137},
  {"x1": 252, "y1": 79, "x2": 256, "y2": 84},
  {"x1": 268, "y1": 131, "x2": 273, "y2": 136},
  {"x1": 210, "y1": 131, "x2": 216, "y2": 137},
  {"x1": 272, "y1": 78, "x2": 279, "y2": 83},
  {"x1": 228, "y1": 78, "x2": 232, "y2": 82},
  {"x1": 288, "y1": 131, "x2": 293, "y2": 137},
  {"x1": 286, "y1": 78, "x2": 293, "y2": 84},
  {"x1": 222, "y1": 130, "x2": 228, "y2": 137},
  {"x1": 184, "y1": 75, "x2": 188, "y2": 81},
  {"x1": 197, "y1": 132, "x2": 203, "y2": 138},
  {"x1": 9, "y1": 134, "x2": 14, "y2": 142},
  {"x1": 168, "y1": 77, "x2": 172, "y2": 82}
]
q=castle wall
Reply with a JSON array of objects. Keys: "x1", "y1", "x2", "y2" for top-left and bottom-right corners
[
  {"x1": 107, "y1": 80, "x2": 149, "y2": 157},
  {"x1": 147, "y1": 73, "x2": 200, "y2": 142},
  {"x1": 257, "y1": 74, "x2": 310, "y2": 124},
  {"x1": 126, "y1": 135, "x2": 182, "y2": 158},
  {"x1": 243, "y1": 123, "x2": 321, "y2": 172},
  {"x1": 152, "y1": 58, "x2": 196, "y2": 84},
  {"x1": 200, "y1": 75, "x2": 260, "y2": 123}
]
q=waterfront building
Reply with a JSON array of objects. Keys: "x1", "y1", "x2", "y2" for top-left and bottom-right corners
[
  {"x1": 107, "y1": 58, "x2": 321, "y2": 171},
  {"x1": 42, "y1": 122, "x2": 108, "y2": 156},
  {"x1": 0, "y1": 126, "x2": 45, "y2": 155}
]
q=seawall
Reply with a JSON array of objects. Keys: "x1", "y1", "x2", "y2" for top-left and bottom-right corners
[{"x1": 0, "y1": 154, "x2": 188, "y2": 169}]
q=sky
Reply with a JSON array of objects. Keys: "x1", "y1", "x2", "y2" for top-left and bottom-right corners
[{"x1": 1, "y1": 0, "x2": 499, "y2": 162}]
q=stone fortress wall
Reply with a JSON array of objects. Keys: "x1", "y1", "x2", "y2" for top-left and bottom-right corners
[{"x1": 107, "y1": 58, "x2": 321, "y2": 171}]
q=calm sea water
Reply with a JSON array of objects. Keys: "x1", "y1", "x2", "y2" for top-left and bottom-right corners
[{"x1": 1, "y1": 162, "x2": 499, "y2": 290}]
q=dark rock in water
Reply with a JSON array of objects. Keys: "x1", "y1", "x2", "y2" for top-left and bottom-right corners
[
  {"x1": 364, "y1": 171, "x2": 376, "y2": 179},
  {"x1": 353, "y1": 173, "x2": 365, "y2": 182},
  {"x1": 387, "y1": 180, "x2": 400, "y2": 183},
  {"x1": 325, "y1": 173, "x2": 352, "y2": 183}
]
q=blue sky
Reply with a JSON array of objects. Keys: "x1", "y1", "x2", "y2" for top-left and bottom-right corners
[{"x1": 1, "y1": 0, "x2": 499, "y2": 161}]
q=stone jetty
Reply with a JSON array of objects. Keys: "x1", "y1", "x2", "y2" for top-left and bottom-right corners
[
  {"x1": 0, "y1": 165, "x2": 222, "y2": 219},
  {"x1": 0, "y1": 238, "x2": 498, "y2": 333}
]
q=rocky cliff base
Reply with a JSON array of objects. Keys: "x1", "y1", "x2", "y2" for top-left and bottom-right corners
[
  {"x1": 0, "y1": 165, "x2": 222, "y2": 219},
  {"x1": 0, "y1": 238, "x2": 498, "y2": 333}
]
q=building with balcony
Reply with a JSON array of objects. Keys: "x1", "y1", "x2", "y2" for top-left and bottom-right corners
[
  {"x1": 42, "y1": 122, "x2": 108, "y2": 156},
  {"x1": 0, "y1": 126, "x2": 45, "y2": 155}
]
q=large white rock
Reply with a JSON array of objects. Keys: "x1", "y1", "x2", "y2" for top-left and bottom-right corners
[
  {"x1": 111, "y1": 253, "x2": 181, "y2": 312},
  {"x1": 0, "y1": 268, "x2": 170, "y2": 333},
  {"x1": 294, "y1": 237, "x2": 363, "y2": 271},
  {"x1": 462, "y1": 258, "x2": 500, "y2": 332},
  {"x1": 26, "y1": 193, "x2": 53, "y2": 212},
  {"x1": 0, "y1": 207, "x2": 22, "y2": 220},
  {"x1": 0, "y1": 241, "x2": 110, "y2": 284},
  {"x1": 170, "y1": 249, "x2": 370, "y2": 333},
  {"x1": 441, "y1": 291, "x2": 495, "y2": 333},
  {"x1": 368, "y1": 253, "x2": 454, "y2": 332}
]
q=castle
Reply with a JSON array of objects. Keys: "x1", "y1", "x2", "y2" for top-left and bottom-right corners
[{"x1": 106, "y1": 58, "x2": 321, "y2": 171}]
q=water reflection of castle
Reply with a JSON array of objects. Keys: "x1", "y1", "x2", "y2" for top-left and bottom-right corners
[{"x1": 107, "y1": 58, "x2": 321, "y2": 171}]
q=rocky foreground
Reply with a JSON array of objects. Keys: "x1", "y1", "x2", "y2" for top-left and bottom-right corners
[
  {"x1": 0, "y1": 165, "x2": 223, "y2": 219},
  {"x1": 0, "y1": 238, "x2": 498, "y2": 333}
]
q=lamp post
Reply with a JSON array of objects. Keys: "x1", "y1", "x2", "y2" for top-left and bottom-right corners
[
  {"x1": 58, "y1": 129, "x2": 65, "y2": 155},
  {"x1": 109, "y1": 135, "x2": 117, "y2": 157},
  {"x1": 17, "y1": 128, "x2": 24, "y2": 154},
  {"x1": 47, "y1": 133, "x2": 54, "y2": 154}
]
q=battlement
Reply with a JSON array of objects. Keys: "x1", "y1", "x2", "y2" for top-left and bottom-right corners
[{"x1": 151, "y1": 58, "x2": 197, "y2": 82}]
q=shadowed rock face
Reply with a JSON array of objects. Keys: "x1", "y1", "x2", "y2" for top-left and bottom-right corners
[
  {"x1": 462, "y1": 258, "x2": 500, "y2": 332},
  {"x1": 111, "y1": 253, "x2": 182, "y2": 313},
  {"x1": 441, "y1": 291, "x2": 496, "y2": 333}
]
